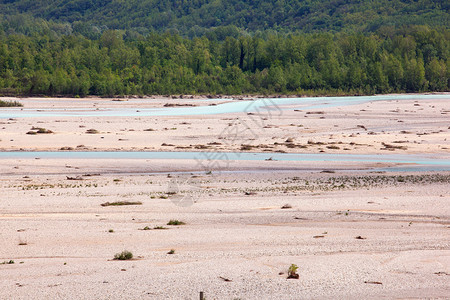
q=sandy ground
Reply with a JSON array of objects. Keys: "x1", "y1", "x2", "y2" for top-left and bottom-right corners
[
  {"x1": 0, "y1": 95, "x2": 449, "y2": 299},
  {"x1": 0, "y1": 94, "x2": 449, "y2": 154}
]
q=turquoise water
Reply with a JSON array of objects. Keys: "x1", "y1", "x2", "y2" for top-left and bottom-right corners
[
  {"x1": 1, "y1": 94, "x2": 447, "y2": 119},
  {"x1": 1, "y1": 151, "x2": 448, "y2": 171},
  {"x1": 2, "y1": 94, "x2": 448, "y2": 172}
]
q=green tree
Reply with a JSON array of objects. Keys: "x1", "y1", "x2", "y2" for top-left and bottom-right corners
[{"x1": 425, "y1": 58, "x2": 447, "y2": 91}]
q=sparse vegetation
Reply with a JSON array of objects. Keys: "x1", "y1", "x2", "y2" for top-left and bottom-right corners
[
  {"x1": 1, "y1": 260, "x2": 15, "y2": 265},
  {"x1": 0, "y1": 100, "x2": 22, "y2": 107},
  {"x1": 326, "y1": 145, "x2": 340, "y2": 150},
  {"x1": 153, "y1": 226, "x2": 168, "y2": 230},
  {"x1": 167, "y1": 220, "x2": 186, "y2": 226},
  {"x1": 240, "y1": 144, "x2": 254, "y2": 151},
  {"x1": 381, "y1": 142, "x2": 407, "y2": 150},
  {"x1": 35, "y1": 127, "x2": 53, "y2": 134},
  {"x1": 114, "y1": 250, "x2": 133, "y2": 260},
  {"x1": 27, "y1": 127, "x2": 53, "y2": 134},
  {"x1": 86, "y1": 129, "x2": 99, "y2": 134},
  {"x1": 167, "y1": 249, "x2": 175, "y2": 254},
  {"x1": 101, "y1": 201, "x2": 142, "y2": 206},
  {"x1": 287, "y1": 264, "x2": 299, "y2": 279}
]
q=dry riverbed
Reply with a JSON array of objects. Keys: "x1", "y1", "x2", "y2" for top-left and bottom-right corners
[
  {"x1": 0, "y1": 94, "x2": 449, "y2": 299},
  {"x1": 0, "y1": 94, "x2": 449, "y2": 154}
]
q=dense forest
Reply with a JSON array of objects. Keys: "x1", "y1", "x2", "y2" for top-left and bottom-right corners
[
  {"x1": 0, "y1": 0, "x2": 448, "y2": 35},
  {"x1": 0, "y1": 1, "x2": 448, "y2": 96},
  {"x1": 0, "y1": 25, "x2": 447, "y2": 96}
]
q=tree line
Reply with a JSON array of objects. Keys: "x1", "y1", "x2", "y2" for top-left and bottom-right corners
[{"x1": 0, "y1": 25, "x2": 448, "y2": 97}]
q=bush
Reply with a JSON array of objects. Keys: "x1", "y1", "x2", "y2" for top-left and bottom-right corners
[
  {"x1": 36, "y1": 127, "x2": 53, "y2": 134},
  {"x1": 86, "y1": 129, "x2": 99, "y2": 134},
  {"x1": 27, "y1": 127, "x2": 53, "y2": 134},
  {"x1": 114, "y1": 250, "x2": 133, "y2": 260},
  {"x1": 167, "y1": 220, "x2": 186, "y2": 225}
]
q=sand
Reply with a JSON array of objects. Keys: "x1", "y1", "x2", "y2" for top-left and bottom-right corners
[
  {"x1": 0, "y1": 94, "x2": 449, "y2": 299},
  {"x1": 0, "y1": 94, "x2": 449, "y2": 154}
]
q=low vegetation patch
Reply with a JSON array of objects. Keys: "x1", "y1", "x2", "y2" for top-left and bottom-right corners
[
  {"x1": 0, "y1": 100, "x2": 22, "y2": 107},
  {"x1": 381, "y1": 142, "x2": 407, "y2": 150},
  {"x1": 114, "y1": 250, "x2": 133, "y2": 260},
  {"x1": 85, "y1": 129, "x2": 100, "y2": 134},
  {"x1": 240, "y1": 144, "x2": 254, "y2": 151},
  {"x1": 167, "y1": 220, "x2": 186, "y2": 226},
  {"x1": 287, "y1": 264, "x2": 299, "y2": 279},
  {"x1": 326, "y1": 145, "x2": 340, "y2": 150},
  {"x1": 140, "y1": 225, "x2": 169, "y2": 230},
  {"x1": 153, "y1": 226, "x2": 168, "y2": 230},
  {"x1": 101, "y1": 201, "x2": 142, "y2": 206},
  {"x1": 27, "y1": 127, "x2": 53, "y2": 134}
]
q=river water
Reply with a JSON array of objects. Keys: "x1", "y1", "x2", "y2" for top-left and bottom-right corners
[
  {"x1": 1, "y1": 94, "x2": 448, "y2": 172},
  {"x1": 0, "y1": 151, "x2": 448, "y2": 172},
  {"x1": 1, "y1": 94, "x2": 448, "y2": 119}
]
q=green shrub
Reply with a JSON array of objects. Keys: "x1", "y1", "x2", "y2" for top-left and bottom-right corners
[
  {"x1": 153, "y1": 226, "x2": 168, "y2": 230},
  {"x1": 114, "y1": 250, "x2": 133, "y2": 260},
  {"x1": 167, "y1": 220, "x2": 185, "y2": 225},
  {"x1": 287, "y1": 264, "x2": 299, "y2": 279}
]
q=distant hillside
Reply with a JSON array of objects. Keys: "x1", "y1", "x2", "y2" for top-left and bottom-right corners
[
  {"x1": 0, "y1": 1, "x2": 448, "y2": 97},
  {"x1": 0, "y1": 0, "x2": 448, "y2": 35}
]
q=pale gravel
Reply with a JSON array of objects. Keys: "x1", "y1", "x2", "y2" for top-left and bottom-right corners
[
  {"x1": 0, "y1": 95, "x2": 449, "y2": 299},
  {"x1": 0, "y1": 168, "x2": 449, "y2": 299}
]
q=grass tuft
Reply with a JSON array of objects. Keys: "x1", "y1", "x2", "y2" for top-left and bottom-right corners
[
  {"x1": 101, "y1": 201, "x2": 142, "y2": 206},
  {"x1": 153, "y1": 226, "x2": 168, "y2": 230},
  {"x1": 287, "y1": 264, "x2": 299, "y2": 279},
  {"x1": 167, "y1": 220, "x2": 186, "y2": 226}
]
